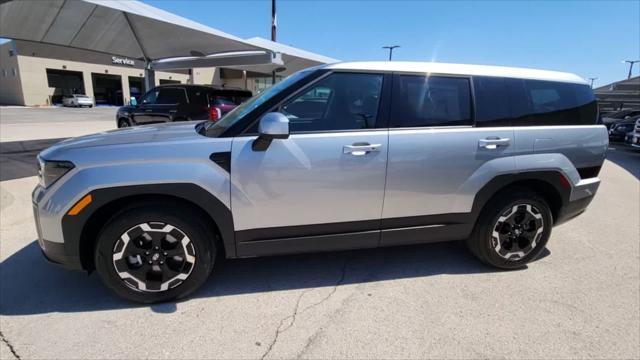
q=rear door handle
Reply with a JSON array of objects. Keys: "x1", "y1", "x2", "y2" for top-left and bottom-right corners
[
  {"x1": 343, "y1": 143, "x2": 382, "y2": 156},
  {"x1": 479, "y1": 137, "x2": 510, "y2": 149}
]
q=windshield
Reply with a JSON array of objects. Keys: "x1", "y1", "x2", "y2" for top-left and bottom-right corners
[{"x1": 204, "y1": 69, "x2": 315, "y2": 132}]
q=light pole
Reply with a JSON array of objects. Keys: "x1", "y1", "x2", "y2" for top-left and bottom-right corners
[
  {"x1": 382, "y1": 45, "x2": 400, "y2": 61},
  {"x1": 271, "y1": 0, "x2": 276, "y2": 84},
  {"x1": 623, "y1": 60, "x2": 640, "y2": 79},
  {"x1": 588, "y1": 77, "x2": 598, "y2": 88}
]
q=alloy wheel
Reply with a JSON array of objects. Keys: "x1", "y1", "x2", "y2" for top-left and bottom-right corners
[
  {"x1": 112, "y1": 222, "x2": 196, "y2": 292},
  {"x1": 491, "y1": 204, "x2": 544, "y2": 261}
]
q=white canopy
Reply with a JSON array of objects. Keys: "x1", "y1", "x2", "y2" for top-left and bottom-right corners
[
  {"x1": 228, "y1": 37, "x2": 339, "y2": 75},
  {"x1": 0, "y1": 0, "x2": 266, "y2": 61}
]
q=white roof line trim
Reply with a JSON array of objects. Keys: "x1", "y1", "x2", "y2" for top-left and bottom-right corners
[{"x1": 324, "y1": 62, "x2": 587, "y2": 84}]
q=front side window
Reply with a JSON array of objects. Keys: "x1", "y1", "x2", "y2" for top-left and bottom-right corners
[
  {"x1": 390, "y1": 75, "x2": 472, "y2": 127},
  {"x1": 156, "y1": 88, "x2": 187, "y2": 105},
  {"x1": 281, "y1": 72, "x2": 383, "y2": 132},
  {"x1": 206, "y1": 69, "x2": 315, "y2": 133},
  {"x1": 140, "y1": 90, "x2": 158, "y2": 105}
]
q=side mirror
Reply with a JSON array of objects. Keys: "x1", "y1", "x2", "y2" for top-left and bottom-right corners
[{"x1": 252, "y1": 112, "x2": 289, "y2": 151}]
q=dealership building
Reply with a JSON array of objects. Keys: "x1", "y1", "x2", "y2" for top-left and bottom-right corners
[{"x1": 0, "y1": 1, "x2": 336, "y2": 107}]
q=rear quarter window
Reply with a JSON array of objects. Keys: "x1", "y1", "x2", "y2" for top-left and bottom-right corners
[{"x1": 474, "y1": 76, "x2": 597, "y2": 126}]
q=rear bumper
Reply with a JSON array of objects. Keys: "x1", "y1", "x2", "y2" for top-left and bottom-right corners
[{"x1": 556, "y1": 178, "x2": 600, "y2": 225}]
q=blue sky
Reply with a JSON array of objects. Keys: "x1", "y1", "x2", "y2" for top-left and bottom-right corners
[{"x1": 149, "y1": 1, "x2": 633, "y2": 87}]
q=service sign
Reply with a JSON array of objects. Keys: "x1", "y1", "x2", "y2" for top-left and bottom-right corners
[{"x1": 111, "y1": 56, "x2": 135, "y2": 66}]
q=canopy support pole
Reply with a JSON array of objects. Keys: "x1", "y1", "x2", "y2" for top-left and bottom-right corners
[{"x1": 144, "y1": 64, "x2": 156, "y2": 91}]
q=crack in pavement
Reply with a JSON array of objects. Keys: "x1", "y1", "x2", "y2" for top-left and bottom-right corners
[
  {"x1": 295, "y1": 254, "x2": 387, "y2": 359},
  {"x1": 0, "y1": 330, "x2": 21, "y2": 360},
  {"x1": 260, "y1": 254, "x2": 353, "y2": 360}
]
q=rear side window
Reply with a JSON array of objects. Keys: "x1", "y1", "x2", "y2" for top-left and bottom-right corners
[
  {"x1": 475, "y1": 76, "x2": 597, "y2": 126},
  {"x1": 390, "y1": 75, "x2": 472, "y2": 127},
  {"x1": 187, "y1": 89, "x2": 208, "y2": 108},
  {"x1": 474, "y1": 77, "x2": 511, "y2": 127},
  {"x1": 156, "y1": 88, "x2": 188, "y2": 105}
]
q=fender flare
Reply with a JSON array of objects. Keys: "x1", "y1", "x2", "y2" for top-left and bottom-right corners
[
  {"x1": 470, "y1": 170, "x2": 571, "y2": 222},
  {"x1": 61, "y1": 183, "x2": 235, "y2": 270}
]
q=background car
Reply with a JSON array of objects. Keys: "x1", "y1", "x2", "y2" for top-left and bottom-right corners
[
  {"x1": 608, "y1": 115, "x2": 639, "y2": 142},
  {"x1": 624, "y1": 118, "x2": 640, "y2": 149},
  {"x1": 600, "y1": 108, "x2": 640, "y2": 128},
  {"x1": 116, "y1": 84, "x2": 252, "y2": 128},
  {"x1": 62, "y1": 94, "x2": 94, "y2": 108}
]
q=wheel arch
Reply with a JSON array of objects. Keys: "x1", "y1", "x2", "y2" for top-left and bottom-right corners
[
  {"x1": 470, "y1": 171, "x2": 570, "y2": 224},
  {"x1": 62, "y1": 183, "x2": 235, "y2": 272}
]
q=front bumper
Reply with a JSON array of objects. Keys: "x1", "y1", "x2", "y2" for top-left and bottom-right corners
[{"x1": 32, "y1": 186, "x2": 83, "y2": 270}]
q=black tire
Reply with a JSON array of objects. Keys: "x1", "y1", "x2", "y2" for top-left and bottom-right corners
[
  {"x1": 466, "y1": 188, "x2": 553, "y2": 269},
  {"x1": 94, "y1": 202, "x2": 216, "y2": 303},
  {"x1": 118, "y1": 119, "x2": 130, "y2": 128}
]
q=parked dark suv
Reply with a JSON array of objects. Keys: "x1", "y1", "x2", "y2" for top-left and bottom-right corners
[{"x1": 116, "y1": 85, "x2": 252, "y2": 128}]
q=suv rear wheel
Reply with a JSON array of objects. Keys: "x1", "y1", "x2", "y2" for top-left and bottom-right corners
[
  {"x1": 467, "y1": 189, "x2": 552, "y2": 269},
  {"x1": 94, "y1": 202, "x2": 216, "y2": 303}
]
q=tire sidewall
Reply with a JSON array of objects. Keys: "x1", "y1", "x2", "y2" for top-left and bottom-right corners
[{"x1": 94, "y1": 205, "x2": 215, "y2": 303}]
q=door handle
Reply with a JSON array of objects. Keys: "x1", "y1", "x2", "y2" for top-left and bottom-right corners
[
  {"x1": 343, "y1": 143, "x2": 382, "y2": 156},
  {"x1": 145, "y1": 109, "x2": 153, "y2": 112},
  {"x1": 479, "y1": 137, "x2": 510, "y2": 149}
]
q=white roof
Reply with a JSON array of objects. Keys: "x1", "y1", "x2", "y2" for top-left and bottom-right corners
[
  {"x1": 225, "y1": 37, "x2": 338, "y2": 76},
  {"x1": 245, "y1": 37, "x2": 338, "y2": 64},
  {"x1": 325, "y1": 62, "x2": 588, "y2": 84},
  {"x1": 0, "y1": 0, "x2": 265, "y2": 60}
]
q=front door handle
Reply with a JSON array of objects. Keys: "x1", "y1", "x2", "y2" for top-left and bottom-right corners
[
  {"x1": 343, "y1": 143, "x2": 382, "y2": 156},
  {"x1": 479, "y1": 137, "x2": 510, "y2": 149},
  {"x1": 145, "y1": 109, "x2": 153, "y2": 112}
]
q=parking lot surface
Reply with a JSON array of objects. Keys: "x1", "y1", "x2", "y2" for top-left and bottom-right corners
[
  {"x1": 0, "y1": 108, "x2": 638, "y2": 359},
  {"x1": 0, "y1": 106, "x2": 116, "y2": 142}
]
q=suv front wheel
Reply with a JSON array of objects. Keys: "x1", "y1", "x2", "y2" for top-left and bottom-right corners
[
  {"x1": 94, "y1": 202, "x2": 216, "y2": 303},
  {"x1": 467, "y1": 189, "x2": 553, "y2": 269}
]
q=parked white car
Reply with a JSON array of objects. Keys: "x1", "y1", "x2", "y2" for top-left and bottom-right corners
[{"x1": 62, "y1": 94, "x2": 94, "y2": 108}]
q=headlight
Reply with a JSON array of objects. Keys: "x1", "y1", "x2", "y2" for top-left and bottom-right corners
[{"x1": 38, "y1": 158, "x2": 74, "y2": 188}]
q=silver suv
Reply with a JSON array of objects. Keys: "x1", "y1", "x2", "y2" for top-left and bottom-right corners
[{"x1": 33, "y1": 62, "x2": 608, "y2": 302}]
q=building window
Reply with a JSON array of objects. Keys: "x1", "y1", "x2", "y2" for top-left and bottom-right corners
[
  {"x1": 11, "y1": 68, "x2": 16, "y2": 76},
  {"x1": 1, "y1": 69, "x2": 6, "y2": 77}
]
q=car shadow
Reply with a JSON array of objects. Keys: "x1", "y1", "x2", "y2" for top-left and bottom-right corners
[
  {"x1": 0, "y1": 240, "x2": 549, "y2": 316},
  {"x1": 606, "y1": 145, "x2": 640, "y2": 180}
]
